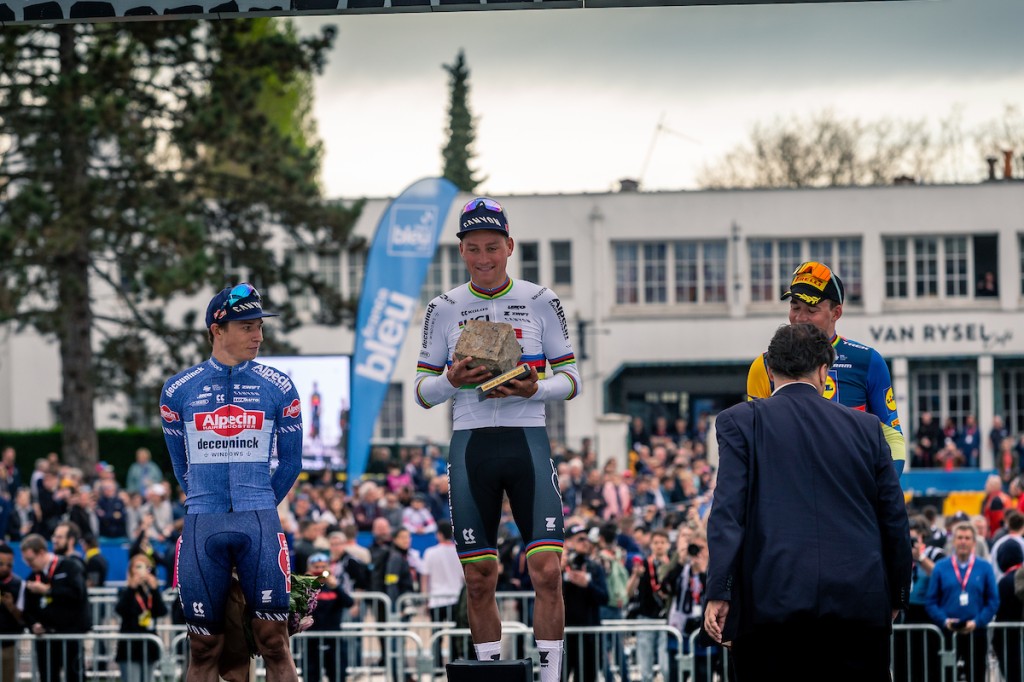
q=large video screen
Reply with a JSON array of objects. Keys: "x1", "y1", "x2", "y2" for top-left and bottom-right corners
[{"x1": 259, "y1": 355, "x2": 351, "y2": 471}]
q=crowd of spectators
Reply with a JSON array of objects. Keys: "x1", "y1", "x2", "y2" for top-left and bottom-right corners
[
  {"x1": 2, "y1": 409, "x2": 1024, "y2": 679},
  {"x1": 911, "y1": 411, "x2": 1024, "y2": 483}
]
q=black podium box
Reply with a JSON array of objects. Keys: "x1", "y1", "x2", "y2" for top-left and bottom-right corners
[{"x1": 445, "y1": 658, "x2": 533, "y2": 681}]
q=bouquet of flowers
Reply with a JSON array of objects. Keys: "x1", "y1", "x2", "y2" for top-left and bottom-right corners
[
  {"x1": 288, "y1": 571, "x2": 328, "y2": 635},
  {"x1": 241, "y1": 571, "x2": 327, "y2": 657}
]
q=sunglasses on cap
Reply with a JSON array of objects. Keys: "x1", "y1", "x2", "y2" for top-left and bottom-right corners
[
  {"x1": 792, "y1": 261, "x2": 833, "y2": 282},
  {"x1": 461, "y1": 198, "x2": 503, "y2": 215},
  {"x1": 224, "y1": 283, "x2": 258, "y2": 309}
]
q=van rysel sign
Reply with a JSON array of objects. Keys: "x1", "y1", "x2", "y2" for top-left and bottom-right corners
[{"x1": 868, "y1": 323, "x2": 1013, "y2": 351}]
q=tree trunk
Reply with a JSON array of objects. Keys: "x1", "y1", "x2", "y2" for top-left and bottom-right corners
[
  {"x1": 56, "y1": 24, "x2": 98, "y2": 473},
  {"x1": 58, "y1": 253, "x2": 98, "y2": 473}
]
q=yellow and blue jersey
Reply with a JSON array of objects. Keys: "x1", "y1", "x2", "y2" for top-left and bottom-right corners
[{"x1": 747, "y1": 334, "x2": 906, "y2": 475}]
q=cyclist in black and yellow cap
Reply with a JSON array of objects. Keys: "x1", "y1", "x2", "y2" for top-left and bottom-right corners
[{"x1": 746, "y1": 261, "x2": 906, "y2": 475}]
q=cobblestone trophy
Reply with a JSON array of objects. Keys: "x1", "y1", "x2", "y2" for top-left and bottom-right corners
[{"x1": 453, "y1": 320, "x2": 530, "y2": 394}]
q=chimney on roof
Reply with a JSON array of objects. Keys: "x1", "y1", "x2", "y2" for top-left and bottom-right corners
[
  {"x1": 1004, "y1": 150, "x2": 1014, "y2": 180},
  {"x1": 986, "y1": 156, "x2": 998, "y2": 181},
  {"x1": 618, "y1": 178, "x2": 640, "y2": 193}
]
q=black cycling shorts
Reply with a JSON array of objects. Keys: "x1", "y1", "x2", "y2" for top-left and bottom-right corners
[{"x1": 447, "y1": 426, "x2": 564, "y2": 565}]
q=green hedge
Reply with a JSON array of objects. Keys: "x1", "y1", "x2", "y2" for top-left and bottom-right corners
[{"x1": 0, "y1": 429, "x2": 169, "y2": 488}]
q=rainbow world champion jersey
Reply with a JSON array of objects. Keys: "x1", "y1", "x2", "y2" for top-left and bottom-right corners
[
  {"x1": 747, "y1": 334, "x2": 906, "y2": 473},
  {"x1": 414, "y1": 278, "x2": 582, "y2": 429}
]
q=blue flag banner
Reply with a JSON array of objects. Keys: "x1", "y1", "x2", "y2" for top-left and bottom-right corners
[{"x1": 347, "y1": 177, "x2": 460, "y2": 489}]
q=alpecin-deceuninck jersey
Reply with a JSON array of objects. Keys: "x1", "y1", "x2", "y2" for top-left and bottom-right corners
[{"x1": 159, "y1": 357, "x2": 303, "y2": 513}]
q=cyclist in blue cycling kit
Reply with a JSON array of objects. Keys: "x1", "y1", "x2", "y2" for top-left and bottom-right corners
[
  {"x1": 415, "y1": 198, "x2": 582, "y2": 682},
  {"x1": 746, "y1": 262, "x2": 906, "y2": 476},
  {"x1": 161, "y1": 283, "x2": 302, "y2": 682}
]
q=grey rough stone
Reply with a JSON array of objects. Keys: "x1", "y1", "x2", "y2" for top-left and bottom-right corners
[{"x1": 454, "y1": 320, "x2": 522, "y2": 376}]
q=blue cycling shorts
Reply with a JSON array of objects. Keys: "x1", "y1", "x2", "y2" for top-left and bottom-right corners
[{"x1": 175, "y1": 508, "x2": 291, "y2": 635}]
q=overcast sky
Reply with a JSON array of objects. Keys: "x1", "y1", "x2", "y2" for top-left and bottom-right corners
[{"x1": 295, "y1": 0, "x2": 1024, "y2": 199}]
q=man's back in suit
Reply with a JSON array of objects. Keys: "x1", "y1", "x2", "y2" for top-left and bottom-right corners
[
  {"x1": 711, "y1": 383, "x2": 910, "y2": 630},
  {"x1": 704, "y1": 324, "x2": 911, "y2": 682}
]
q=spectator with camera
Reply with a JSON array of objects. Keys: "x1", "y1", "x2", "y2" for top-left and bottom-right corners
[
  {"x1": 626, "y1": 527, "x2": 673, "y2": 682},
  {"x1": 302, "y1": 552, "x2": 354, "y2": 682},
  {"x1": 561, "y1": 524, "x2": 608, "y2": 682},
  {"x1": 115, "y1": 553, "x2": 168, "y2": 682},
  {"x1": 894, "y1": 517, "x2": 945, "y2": 682},
  {"x1": 664, "y1": 529, "x2": 720, "y2": 682},
  {"x1": 925, "y1": 521, "x2": 999, "y2": 682}
]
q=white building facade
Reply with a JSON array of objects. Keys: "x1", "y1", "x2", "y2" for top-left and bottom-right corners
[{"x1": 2, "y1": 181, "x2": 1023, "y2": 469}]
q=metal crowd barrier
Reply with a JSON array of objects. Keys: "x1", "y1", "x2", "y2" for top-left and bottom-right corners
[
  {"x1": 44, "y1": 589, "x2": 1024, "y2": 682},
  {"x1": 0, "y1": 632, "x2": 167, "y2": 681}
]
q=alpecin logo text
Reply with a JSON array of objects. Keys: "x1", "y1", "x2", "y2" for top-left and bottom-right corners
[{"x1": 193, "y1": 405, "x2": 265, "y2": 437}]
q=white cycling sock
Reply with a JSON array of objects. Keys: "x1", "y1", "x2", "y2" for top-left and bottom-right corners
[
  {"x1": 474, "y1": 640, "x2": 501, "y2": 661},
  {"x1": 536, "y1": 639, "x2": 563, "y2": 682}
]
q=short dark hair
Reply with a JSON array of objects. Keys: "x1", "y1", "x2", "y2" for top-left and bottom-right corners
[
  {"x1": 765, "y1": 323, "x2": 836, "y2": 380},
  {"x1": 56, "y1": 520, "x2": 82, "y2": 543},
  {"x1": 437, "y1": 521, "x2": 453, "y2": 541},
  {"x1": 0, "y1": 544, "x2": 12, "y2": 557},
  {"x1": 20, "y1": 534, "x2": 47, "y2": 554},
  {"x1": 1005, "y1": 509, "x2": 1024, "y2": 532}
]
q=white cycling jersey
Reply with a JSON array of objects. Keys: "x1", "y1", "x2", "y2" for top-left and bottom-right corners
[{"x1": 414, "y1": 278, "x2": 582, "y2": 430}]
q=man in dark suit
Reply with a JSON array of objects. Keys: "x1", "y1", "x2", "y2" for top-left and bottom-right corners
[{"x1": 703, "y1": 323, "x2": 911, "y2": 682}]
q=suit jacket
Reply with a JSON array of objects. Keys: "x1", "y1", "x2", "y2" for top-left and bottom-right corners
[{"x1": 706, "y1": 382, "x2": 911, "y2": 638}]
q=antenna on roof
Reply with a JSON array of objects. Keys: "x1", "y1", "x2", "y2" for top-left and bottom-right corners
[{"x1": 638, "y1": 112, "x2": 701, "y2": 188}]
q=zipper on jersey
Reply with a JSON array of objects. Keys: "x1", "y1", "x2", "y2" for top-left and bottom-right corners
[{"x1": 227, "y1": 364, "x2": 234, "y2": 513}]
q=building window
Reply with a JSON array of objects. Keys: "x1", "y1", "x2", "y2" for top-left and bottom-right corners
[
  {"x1": 319, "y1": 250, "x2": 341, "y2": 301},
  {"x1": 552, "y1": 241, "x2": 572, "y2": 287},
  {"x1": 703, "y1": 242, "x2": 728, "y2": 303},
  {"x1": 884, "y1": 235, "x2": 978, "y2": 302},
  {"x1": 421, "y1": 250, "x2": 444, "y2": 306},
  {"x1": 1001, "y1": 367, "x2": 1024, "y2": 435},
  {"x1": 914, "y1": 237, "x2": 938, "y2": 298},
  {"x1": 446, "y1": 245, "x2": 468, "y2": 287},
  {"x1": 346, "y1": 248, "x2": 366, "y2": 300},
  {"x1": 836, "y1": 239, "x2": 863, "y2": 303},
  {"x1": 547, "y1": 399, "x2": 567, "y2": 446},
  {"x1": 376, "y1": 383, "x2": 404, "y2": 440},
  {"x1": 808, "y1": 239, "x2": 833, "y2": 264},
  {"x1": 885, "y1": 239, "x2": 908, "y2": 298},
  {"x1": 675, "y1": 242, "x2": 699, "y2": 303},
  {"x1": 944, "y1": 237, "x2": 969, "y2": 297},
  {"x1": 777, "y1": 239, "x2": 802, "y2": 297},
  {"x1": 748, "y1": 237, "x2": 863, "y2": 304},
  {"x1": 643, "y1": 243, "x2": 667, "y2": 303},
  {"x1": 1019, "y1": 236, "x2": 1024, "y2": 297},
  {"x1": 520, "y1": 241, "x2": 540, "y2": 283},
  {"x1": 289, "y1": 249, "x2": 313, "y2": 312},
  {"x1": 913, "y1": 368, "x2": 975, "y2": 431},
  {"x1": 614, "y1": 243, "x2": 639, "y2": 304},
  {"x1": 616, "y1": 240, "x2": 728, "y2": 306},
  {"x1": 421, "y1": 245, "x2": 469, "y2": 305},
  {"x1": 748, "y1": 240, "x2": 773, "y2": 302}
]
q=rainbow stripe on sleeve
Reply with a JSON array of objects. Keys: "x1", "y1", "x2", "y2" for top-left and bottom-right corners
[{"x1": 414, "y1": 362, "x2": 446, "y2": 408}]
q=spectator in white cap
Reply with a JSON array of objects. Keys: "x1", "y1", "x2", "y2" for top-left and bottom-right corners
[{"x1": 140, "y1": 482, "x2": 174, "y2": 543}]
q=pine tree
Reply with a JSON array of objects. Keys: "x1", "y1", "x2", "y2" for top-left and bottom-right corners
[
  {"x1": 441, "y1": 50, "x2": 485, "y2": 193},
  {"x1": 0, "y1": 19, "x2": 360, "y2": 470}
]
